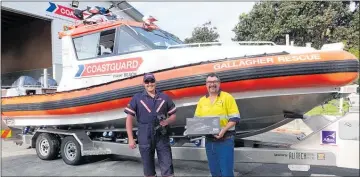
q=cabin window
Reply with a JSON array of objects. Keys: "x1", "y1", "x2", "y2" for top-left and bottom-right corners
[
  {"x1": 73, "y1": 29, "x2": 116, "y2": 60},
  {"x1": 117, "y1": 28, "x2": 148, "y2": 54},
  {"x1": 98, "y1": 29, "x2": 116, "y2": 56}
]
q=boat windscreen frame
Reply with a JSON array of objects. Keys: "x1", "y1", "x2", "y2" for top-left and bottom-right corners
[
  {"x1": 70, "y1": 25, "x2": 156, "y2": 61},
  {"x1": 71, "y1": 26, "x2": 119, "y2": 61}
]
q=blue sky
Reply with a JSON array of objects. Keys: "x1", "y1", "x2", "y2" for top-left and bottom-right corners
[{"x1": 129, "y1": 2, "x2": 255, "y2": 42}]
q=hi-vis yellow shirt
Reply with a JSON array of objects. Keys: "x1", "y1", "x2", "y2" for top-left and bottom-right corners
[{"x1": 194, "y1": 91, "x2": 240, "y2": 130}]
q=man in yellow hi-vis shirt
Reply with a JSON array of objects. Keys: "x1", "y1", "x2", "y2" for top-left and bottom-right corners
[{"x1": 193, "y1": 73, "x2": 240, "y2": 177}]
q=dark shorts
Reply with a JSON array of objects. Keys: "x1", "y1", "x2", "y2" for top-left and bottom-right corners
[{"x1": 138, "y1": 135, "x2": 174, "y2": 176}]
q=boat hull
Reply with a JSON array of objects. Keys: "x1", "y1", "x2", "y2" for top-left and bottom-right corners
[
  {"x1": 2, "y1": 86, "x2": 340, "y2": 138},
  {"x1": 1, "y1": 51, "x2": 359, "y2": 137}
]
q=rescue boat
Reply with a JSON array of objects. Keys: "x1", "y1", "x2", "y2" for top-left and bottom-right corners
[{"x1": 1, "y1": 8, "x2": 359, "y2": 138}]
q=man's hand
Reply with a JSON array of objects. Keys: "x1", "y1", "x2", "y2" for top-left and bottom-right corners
[
  {"x1": 128, "y1": 139, "x2": 137, "y2": 149},
  {"x1": 214, "y1": 121, "x2": 237, "y2": 139},
  {"x1": 126, "y1": 114, "x2": 136, "y2": 149},
  {"x1": 160, "y1": 120, "x2": 169, "y2": 126},
  {"x1": 214, "y1": 128, "x2": 226, "y2": 139},
  {"x1": 160, "y1": 114, "x2": 176, "y2": 127}
]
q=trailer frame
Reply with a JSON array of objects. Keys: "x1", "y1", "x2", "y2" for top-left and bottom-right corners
[
  {"x1": 12, "y1": 85, "x2": 360, "y2": 172},
  {"x1": 17, "y1": 107, "x2": 358, "y2": 171}
]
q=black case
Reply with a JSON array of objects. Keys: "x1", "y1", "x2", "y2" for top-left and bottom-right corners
[{"x1": 185, "y1": 117, "x2": 221, "y2": 136}]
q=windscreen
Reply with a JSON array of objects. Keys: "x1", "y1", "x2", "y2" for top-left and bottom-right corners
[{"x1": 131, "y1": 26, "x2": 183, "y2": 48}]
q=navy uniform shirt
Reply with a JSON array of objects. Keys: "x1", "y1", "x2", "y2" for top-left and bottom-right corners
[{"x1": 124, "y1": 89, "x2": 176, "y2": 143}]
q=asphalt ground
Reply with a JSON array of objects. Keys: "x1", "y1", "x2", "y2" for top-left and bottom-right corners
[{"x1": 1, "y1": 131, "x2": 359, "y2": 176}]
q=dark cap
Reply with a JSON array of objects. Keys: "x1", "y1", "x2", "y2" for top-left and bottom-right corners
[{"x1": 143, "y1": 73, "x2": 156, "y2": 81}]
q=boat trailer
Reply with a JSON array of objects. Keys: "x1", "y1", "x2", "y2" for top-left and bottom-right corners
[
  {"x1": 17, "y1": 107, "x2": 359, "y2": 174},
  {"x1": 13, "y1": 85, "x2": 360, "y2": 174}
]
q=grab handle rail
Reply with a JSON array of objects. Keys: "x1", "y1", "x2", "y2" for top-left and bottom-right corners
[{"x1": 167, "y1": 41, "x2": 276, "y2": 49}]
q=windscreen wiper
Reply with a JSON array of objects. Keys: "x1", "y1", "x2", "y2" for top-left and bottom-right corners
[
  {"x1": 125, "y1": 25, "x2": 138, "y2": 35},
  {"x1": 153, "y1": 33, "x2": 169, "y2": 40}
]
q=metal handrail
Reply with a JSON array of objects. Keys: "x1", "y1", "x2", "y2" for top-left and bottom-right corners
[
  {"x1": 1, "y1": 85, "x2": 58, "y2": 89},
  {"x1": 167, "y1": 41, "x2": 276, "y2": 49},
  {"x1": 22, "y1": 85, "x2": 43, "y2": 88},
  {"x1": 1, "y1": 86, "x2": 13, "y2": 89},
  {"x1": 46, "y1": 86, "x2": 58, "y2": 89}
]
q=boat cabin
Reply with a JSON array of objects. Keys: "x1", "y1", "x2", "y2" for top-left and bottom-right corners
[
  {"x1": 2, "y1": 17, "x2": 185, "y2": 97},
  {"x1": 59, "y1": 18, "x2": 184, "y2": 61}
]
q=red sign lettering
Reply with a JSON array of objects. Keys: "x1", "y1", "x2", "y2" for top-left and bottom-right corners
[{"x1": 55, "y1": 5, "x2": 78, "y2": 20}]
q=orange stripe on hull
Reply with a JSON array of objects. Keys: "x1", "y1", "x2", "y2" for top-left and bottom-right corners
[
  {"x1": 2, "y1": 97, "x2": 131, "y2": 117},
  {"x1": 166, "y1": 72, "x2": 359, "y2": 99},
  {"x1": 1, "y1": 51, "x2": 357, "y2": 105},
  {"x1": 2, "y1": 72, "x2": 357, "y2": 117}
]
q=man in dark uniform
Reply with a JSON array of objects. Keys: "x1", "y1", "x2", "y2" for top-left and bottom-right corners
[{"x1": 125, "y1": 73, "x2": 177, "y2": 177}]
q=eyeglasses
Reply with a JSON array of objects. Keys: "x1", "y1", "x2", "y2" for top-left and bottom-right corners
[
  {"x1": 206, "y1": 81, "x2": 219, "y2": 84},
  {"x1": 144, "y1": 79, "x2": 155, "y2": 84}
]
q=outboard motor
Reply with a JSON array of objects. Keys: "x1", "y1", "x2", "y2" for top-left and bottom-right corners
[
  {"x1": 5, "y1": 76, "x2": 42, "y2": 96},
  {"x1": 38, "y1": 76, "x2": 58, "y2": 88}
]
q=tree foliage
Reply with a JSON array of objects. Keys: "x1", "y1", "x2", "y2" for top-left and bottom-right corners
[
  {"x1": 232, "y1": 1, "x2": 359, "y2": 51},
  {"x1": 232, "y1": 1, "x2": 359, "y2": 84},
  {"x1": 184, "y1": 21, "x2": 220, "y2": 43}
]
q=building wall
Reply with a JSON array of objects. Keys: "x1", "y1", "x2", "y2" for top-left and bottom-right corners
[
  {"x1": 1, "y1": 20, "x2": 52, "y2": 75},
  {"x1": 1, "y1": 1, "x2": 135, "y2": 83}
]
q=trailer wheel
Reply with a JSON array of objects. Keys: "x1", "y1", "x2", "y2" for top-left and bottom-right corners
[
  {"x1": 60, "y1": 136, "x2": 83, "y2": 165},
  {"x1": 35, "y1": 133, "x2": 60, "y2": 160}
]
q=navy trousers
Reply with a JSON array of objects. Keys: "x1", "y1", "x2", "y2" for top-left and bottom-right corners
[
  {"x1": 138, "y1": 134, "x2": 174, "y2": 177},
  {"x1": 205, "y1": 136, "x2": 235, "y2": 177}
]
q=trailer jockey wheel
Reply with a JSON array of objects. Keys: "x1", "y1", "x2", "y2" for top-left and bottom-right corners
[
  {"x1": 169, "y1": 138, "x2": 175, "y2": 146},
  {"x1": 193, "y1": 139, "x2": 202, "y2": 147},
  {"x1": 35, "y1": 133, "x2": 60, "y2": 160},
  {"x1": 60, "y1": 136, "x2": 83, "y2": 165}
]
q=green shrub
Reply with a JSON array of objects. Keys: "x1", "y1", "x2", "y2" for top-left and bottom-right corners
[{"x1": 306, "y1": 99, "x2": 350, "y2": 116}]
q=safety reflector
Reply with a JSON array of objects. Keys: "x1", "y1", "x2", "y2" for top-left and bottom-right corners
[{"x1": 1, "y1": 129, "x2": 12, "y2": 139}]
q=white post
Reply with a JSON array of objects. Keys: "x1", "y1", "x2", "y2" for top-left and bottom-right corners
[
  {"x1": 52, "y1": 64, "x2": 56, "y2": 82},
  {"x1": 306, "y1": 42, "x2": 312, "y2": 48},
  {"x1": 43, "y1": 68, "x2": 48, "y2": 88},
  {"x1": 295, "y1": 120, "x2": 300, "y2": 130},
  {"x1": 201, "y1": 137, "x2": 205, "y2": 147},
  {"x1": 291, "y1": 41, "x2": 294, "y2": 46},
  {"x1": 286, "y1": 34, "x2": 289, "y2": 46},
  {"x1": 339, "y1": 97, "x2": 344, "y2": 114}
]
